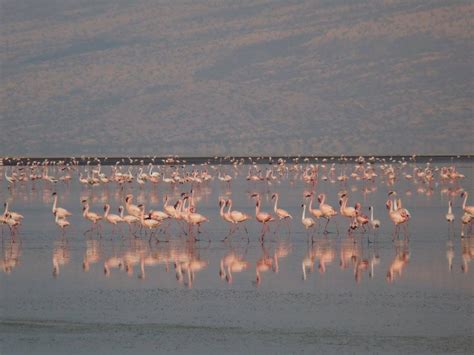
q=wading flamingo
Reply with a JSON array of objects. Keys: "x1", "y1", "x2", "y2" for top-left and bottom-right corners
[
  {"x1": 251, "y1": 194, "x2": 274, "y2": 243},
  {"x1": 52, "y1": 192, "x2": 72, "y2": 219},
  {"x1": 318, "y1": 194, "x2": 338, "y2": 234}
]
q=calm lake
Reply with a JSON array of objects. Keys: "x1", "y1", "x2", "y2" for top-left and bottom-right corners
[{"x1": 1, "y1": 159, "x2": 473, "y2": 354}]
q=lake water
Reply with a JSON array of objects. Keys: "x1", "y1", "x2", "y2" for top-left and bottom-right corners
[{"x1": 0, "y1": 160, "x2": 473, "y2": 354}]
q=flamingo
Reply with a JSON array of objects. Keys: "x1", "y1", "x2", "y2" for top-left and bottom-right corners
[
  {"x1": 138, "y1": 205, "x2": 161, "y2": 237},
  {"x1": 251, "y1": 194, "x2": 274, "y2": 243},
  {"x1": 182, "y1": 198, "x2": 208, "y2": 237},
  {"x1": 271, "y1": 193, "x2": 292, "y2": 232},
  {"x1": 354, "y1": 203, "x2": 369, "y2": 230},
  {"x1": 103, "y1": 204, "x2": 124, "y2": 233},
  {"x1": 52, "y1": 192, "x2": 72, "y2": 219},
  {"x1": 368, "y1": 206, "x2": 381, "y2": 229},
  {"x1": 163, "y1": 195, "x2": 180, "y2": 219},
  {"x1": 339, "y1": 194, "x2": 357, "y2": 230},
  {"x1": 386, "y1": 199, "x2": 409, "y2": 240},
  {"x1": 388, "y1": 191, "x2": 411, "y2": 222},
  {"x1": 149, "y1": 207, "x2": 170, "y2": 222},
  {"x1": 219, "y1": 198, "x2": 236, "y2": 240},
  {"x1": 3, "y1": 213, "x2": 20, "y2": 234},
  {"x1": 82, "y1": 200, "x2": 102, "y2": 231},
  {"x1": 221, "y1": 199, "x2": 251, "y2": 242},
  {"x1": 306, "y1": 193, "x2": 323, "y2": 219},
  {"x1": 3, "y1": 202, "x2": 23, "y2": 222},
  {"x1": 461, "y1": 213, "x2": 472, "y2": 237},
  {"x1": 227, "y1": 199, "x2": 251, "y2": 226},
  {"x1": 318, "y1": 194, "x2": 338, "y2": 233},
  {"x1": 125, "y1": 194, "x2": 141, "y2": 218},
  {"x1": 119, "y1": 205, "x2": 140, "y2": 233},
  {"x1": 443, "y1": 199, "x2": 455, "y2": 223},
  {"x1": 460, "y1": 192, "x2": 474, "y2": 215},
  {"x1": 218, "y1": 170, "x2": 232, "y2": 185}
]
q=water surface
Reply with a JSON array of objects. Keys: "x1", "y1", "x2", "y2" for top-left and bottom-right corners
[{"x1": 0, "y1": 160, "x2": 473, "y2": 354}]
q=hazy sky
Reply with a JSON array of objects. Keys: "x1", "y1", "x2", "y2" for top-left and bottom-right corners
[{"x1": 1, "y1": 0, "x2": 472, "y2": 156}]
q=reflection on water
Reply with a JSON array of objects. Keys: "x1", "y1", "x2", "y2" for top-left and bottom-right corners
[
  {"x1": 461, "y1": 237, "x2": 473, "y2": 273},
  {"x1": 2, "y1": 232, "x2": 473, "y2": 287},
  {"x1": 386, "y1": 240, "x2": 410, "y2": 283},
  {"x1": 52, "y1": 238, "x2": 70, "y2": 277},
  {"x1": 1, "y1": 238, "x2": 21, "y2": 274}
]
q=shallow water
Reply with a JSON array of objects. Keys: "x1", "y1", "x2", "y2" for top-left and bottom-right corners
[{"x1": 0, "y1": 161, "x2": 473, "y2": 354}]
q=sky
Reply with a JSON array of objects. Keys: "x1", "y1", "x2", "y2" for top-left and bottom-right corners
[{"x1": 0, "y1": 0, "x2": 473, "y2": 157}]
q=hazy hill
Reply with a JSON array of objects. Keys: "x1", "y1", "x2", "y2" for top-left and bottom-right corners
[{"x1": 1, "y1": 0, "x2": 472, "y2": 156}]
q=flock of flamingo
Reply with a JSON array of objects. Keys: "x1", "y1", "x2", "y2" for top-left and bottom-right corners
[
  {"x1": 0, "y1": 156, "x2": 473, "y2": 286},
  {"x1": 1, "y1": 156, "x2": 473, "y2": 240}
]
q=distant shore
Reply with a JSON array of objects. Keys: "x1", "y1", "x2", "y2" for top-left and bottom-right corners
[{"x1": 0, "y1": 155, "x2": 472, "y2": 166}]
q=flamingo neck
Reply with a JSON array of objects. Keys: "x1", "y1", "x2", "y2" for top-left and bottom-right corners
[
  {"x1": 320, "y1": 194, "x2": 326, "y2": 206},
  {"x1": 227, "y1": 200, "x2": 232, "y2": 215},
  {"x1": 309, "y1": 195, "x2": 314, "y2": 212},
  {"x1": 52, "y1": 195, "x2": 58, "y2": 212},
  {"x1": 219, "y1": 201, "x2": 225, "y2": 217},
  {"x1": 370, "y1": 207, "x2": 374, "y2": 222},
  {"x1": 302, "y1": 204, "x2": 306, "y2": 221},
  {"x1": 255, "y1": 200, "x2": 260, "y2": 215},
  {"x1": 273, "y1": 195, "x2": 278, "y2": 212},
  {"x1": 462, "y1": 193, "x2": 467, "y2": 209},
  {"x1": 104, "y1": 205, "x2": 110, "y2": 218}
]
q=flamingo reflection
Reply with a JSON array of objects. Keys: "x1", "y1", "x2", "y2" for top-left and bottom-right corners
[
  {"x1": 386, "y1": 241, "x2": 410, "y2": 283},
  {"x1": 52, "y1": 239, "x2": 70, "y2": 277},
  {"x1": 461, "y1": 237, "x2": 473, "y2": 273},
  {"x1": 219, "y1": 250, "x2": 249, "y2": 284},
  {"x1": 1, "y1": 237, "x2": 22, "y2": 274}
]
